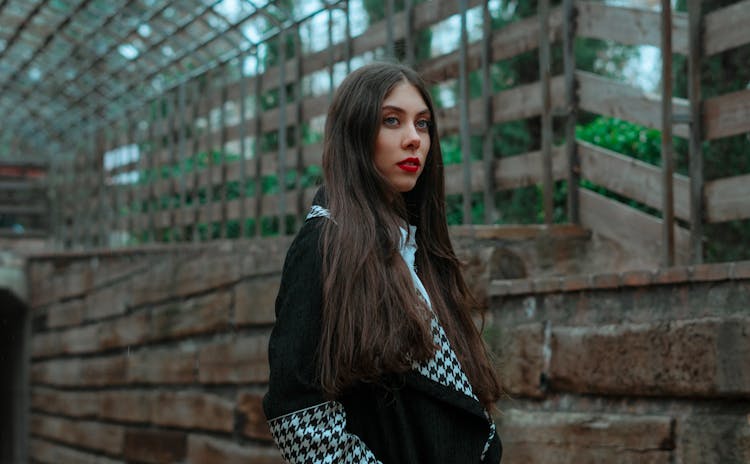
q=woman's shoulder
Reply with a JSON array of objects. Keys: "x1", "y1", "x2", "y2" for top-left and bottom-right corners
[{"x1": 283, "y1": 214, "x2": 327, "y2": 269}]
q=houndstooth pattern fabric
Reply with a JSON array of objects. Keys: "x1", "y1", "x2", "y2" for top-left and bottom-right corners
[
  {"x1": 306, "y1": 205, "x2": 330, "y2": 221},
  {"x1": 268, "y1": 401, "x2": 381, "y2": 464},
  {"x1": 480, "y1": 412, "x2": 496, "y2": 461},
  {"x1": 412, "y1": 314, "x2": 478, "y2": 401}
]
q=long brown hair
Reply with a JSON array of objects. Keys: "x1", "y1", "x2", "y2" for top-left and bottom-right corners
[{"x1": 318, "y1": 62, "x2": 501, "y2": 409}]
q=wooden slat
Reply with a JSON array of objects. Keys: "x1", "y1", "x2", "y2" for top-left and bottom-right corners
[
  {"x1": 0, "y1": 180, "x2": 45, "y2": 190},
  {"x1": 445, "y1": 145, "x2": 567, "y2": 194},
  {"x1": 563, "y1": 0, "x2": 579, "y2": 224},
  {"x1": 0, "y1": 204, "x2": 46, "y2": 215},
  {"x1": 577, "y1": 1, "x2": 688, "y2": 55},
  {"x1": 438, "y1": 75, "x2": 566, "y2": 134},
  {"x1": 539, "y1": 0, "x2": 554, "y2": 224},
  {"x1": 579, "y1": 189, "x2": 691, "y2": 266},
  {"x1": 577, "y1": 141, "x2": 690, "y2": 221},
  {"x1": 704, "y1": 0, "x2": 750, "y2": 56},
  {"x1": 704, "y1": 173, "x2": 750, "y2": 223},
  {"x1": 577, "y1": 71, "x2": 690, "y2": 138},
  {"x1": 687, "y1": 0, "x2": 703, "y2": 263},
  {"x1": 703, "y1": 88, "x2": 750, "y2": 140},
  {"x1": 661, "y1": 0, "x2": 676, "y2": 267},
  {"x1": 419, "y1": 6, "x2": 564, "y2": 83}
]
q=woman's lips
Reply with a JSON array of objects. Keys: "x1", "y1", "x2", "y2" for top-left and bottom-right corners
[{"x1": 397, "y1": 157, "x2": 420, "y2": 173}]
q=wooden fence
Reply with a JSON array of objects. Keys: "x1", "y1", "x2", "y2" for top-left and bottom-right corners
[
  {"x1": 0, "y1": 159, "x2": 47, "y2": 237},
  {"x1": 49, "y1": 0, "x2": 750, "y2": 265}
]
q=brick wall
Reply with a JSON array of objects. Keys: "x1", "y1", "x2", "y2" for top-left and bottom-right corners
[
  {"x1": 489, "y1": 263, "x2": 750, "y2": 464},
  {"x1": 25, "y1": 236, "x2": 750, "y2": 463}
]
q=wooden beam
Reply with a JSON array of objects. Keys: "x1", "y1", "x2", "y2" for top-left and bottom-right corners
[
  {"x1": 577, "y1": 1, "x2": 688, "y2": 55},
  {"x1": 704, "y1": 174, "x2": 750, "y2": 223},
  {"x1": 661, "y1": 0, "x2": 675, "y2": 267},
  {"x1": 703, "y1": 88, "x2": 750, "y2": 140},
  {"x1": 563, "y1": 0, "x2": 580, "y2": 224},
  {"x1": 577, "y1": 71, "x2": 690, "y2": 138},
  {"x1": 687, "y1": 0, "x2": 704, "y2": 263},
  {"x1": 704, "y1": 0, "x2": 750, "y2": 56},
  {"x1": 577, "y1": 141, "x2": 690, "y2": 221},
  {"x1": 579, "y1": 189, "x2": 691, "y2": 266},
  {"x1": 539, "y1": 0, "x2": 554, "y2": 224}
]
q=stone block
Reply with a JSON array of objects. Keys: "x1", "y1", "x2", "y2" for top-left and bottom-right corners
[
  {"x1": 187, "y1": 434, "x2": 284, "y2": 464},
  {"x1": 60, "y1": 323, "x2": 100, "y2": 354},
  {"x1": 51, "y1": 262, "x2": 94, "y2": 302},
  {"x1": 549, "y1": 317, "x2": 750, "y2": 397},
  {"x1": 29, "y1": 438, "x2": 123, "y2": 464},
  {"x1": 490, "y1": 323, "x2": 546, "y2": 398},
  {"x1": 127, "y1": 347, "x2": 197, "y2": 384},
  {"x1": 561, "y1": 274, "x2": 593, "y2": 292},
  {"x1": 678, "y1": 413, "x2": 750, "y2": 464},
  {"x1": 237, "y1": 391, "x2": 273, "y2": 440},
  {"x1": 175, "y1": 253, "x2": 241, "y2": 297},
  {"x1": 621, "y1": 270, "x2": 654, "y2": 287},
  {"x1": 733, "y1": 261, "x2": 750, "y2": 279},
  {"x1": 98, "y1": 390, "x2": 153, "y2": 423},
  {"x1": 28, "y1": 261, "x2": 55, "y2": 308},
  {"x1": 98, "y1": 311, "x2": 150, "y2": 350},
  {"x1": 591, "y1": 273, "x2": 620, "y2": 289},
  {"x1": 31, "y1": 414, "x2": 124, "y2": 455},
  {"x1": 151, "y1": 391, "x2": 234, "y2": 432},
  {"x1": 198, "y1": 334, "x2": 270, "y2": 384},
  {"x1": 91, "y1": 257, "x2": 150, "y2": 288},
  {"x1": 151, "y1": 290, "x2": 231, "y2": 341},
  {"x1": 533, "y1": 277, "x2": 562, "y2": 294},
  {"x1": 129, "y1": 258, "x2": 178, "y2": 307},
  {"x1": 234, "y1": 277, "x2": 280, "y2": 326},
  {"x1": 239, "y1": 239, "x2": 289, "y2": 278},
  {"x1": 31, "y1": 331, "x2": 61, "y2": 358},
  {"x1": 31, "y1": 388, "x2": 98, "y2": 418},
  {"x1": 497, "y1": 409, "x2": 673, "y2": 464},
  {"x1": 81, "y1": 355, "x2": 128, "y2": 387},
  {"x1": 47, "y1": 299, "x2": 85, "y2": 328},
  {"x1": 692, "y1": 263, "x2": 732, "y2": 282},
  {"x1": 653, "y1": 266, "x2": 690, "y2": 285},
  {"x1": 31, "y1": 358, "x2": 82, "y2": 387},
  {"x1": 85, "y1": 280, "x2": 133, "y2": 321},
  {"x1": 123, "y1": 429, "x2": 187, "y2": 464}
]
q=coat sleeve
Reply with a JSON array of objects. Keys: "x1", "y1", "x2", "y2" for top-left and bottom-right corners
[{"x1": 263, "y1": 219, "x2": 381, "y2": 464}]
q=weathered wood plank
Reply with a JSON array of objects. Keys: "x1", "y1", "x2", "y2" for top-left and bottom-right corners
[
  {"x1": 577, "y1": 1, "x2": 688, "y2": 55},
  {"x1": 577, "y1": 71, "x2": 690, "y2": 138},
  {"x1": 579, "y1": 189, "x2": 691, "y2": 266},
  {"x1": 577, "y1": 141, "x2": 690, "y2": 221},
  {"x1": 703, "y1": 88, "x2": 750, "y2": 140},
  {"x1": 420, "y1": 6, "x2": 564, "y2": 83},
  {"x1": 687, "y1": 0, "x2": 704, "y2": 263},
  {"x1": 704, "y1": 0, "x2": 750, "y2": 56},
  {"x1": 704, "y1": 173, "x2": 750, "y2": 223}
]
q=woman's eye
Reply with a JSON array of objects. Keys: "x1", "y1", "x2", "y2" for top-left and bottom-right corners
[
  {"x1": 416, "y1": 119, "x2": 431, "y2": 130},
  {"x1": 383, "y1": 116, "x2": 399, "y2": 126}
]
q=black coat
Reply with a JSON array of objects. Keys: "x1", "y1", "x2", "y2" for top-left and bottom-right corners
[{"x1": 263, "y1": 207, "x2": 502, "y2": 464}]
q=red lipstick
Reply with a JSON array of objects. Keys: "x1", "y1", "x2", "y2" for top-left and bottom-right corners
[{"x1": 397, "y1": 157, "x2": 420, "y2": 173}]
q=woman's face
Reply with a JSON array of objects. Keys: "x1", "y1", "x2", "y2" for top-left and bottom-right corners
[{"x1": 373, "y1": 80, "x2": 431, "y2": 193}]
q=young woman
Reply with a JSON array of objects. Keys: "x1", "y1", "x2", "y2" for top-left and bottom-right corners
[{"x1": 263, "y1": 62, "x2": 503, "y2": 463}]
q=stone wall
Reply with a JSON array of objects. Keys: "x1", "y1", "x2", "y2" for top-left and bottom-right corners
[
  {"x1": 489, "y1": 263, "x2": 750, "y2": 463},
  {"x1": 26, "y1": 239, "x2": 292, "y2": 464},
  {"x1": 24, "y1": 234, "x2": 750, "y2": 463}
]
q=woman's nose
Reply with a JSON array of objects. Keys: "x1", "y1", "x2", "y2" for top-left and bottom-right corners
[{"x1": 402, "y1": 124, "x2": 421, "y2": 149}]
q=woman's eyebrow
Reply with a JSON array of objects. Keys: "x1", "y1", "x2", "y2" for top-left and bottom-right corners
[{"x1": 381, "y1": 104, "x2": 431, "y2": 116}]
